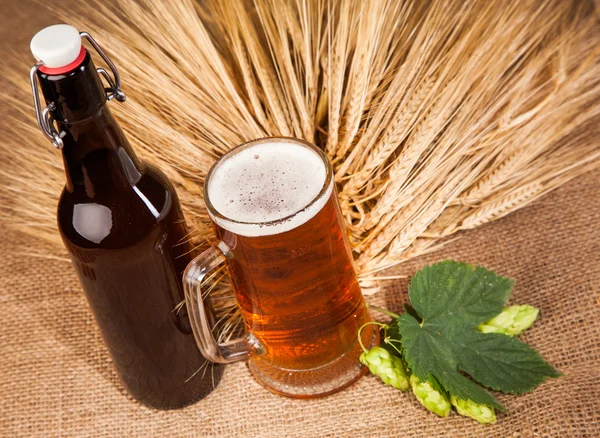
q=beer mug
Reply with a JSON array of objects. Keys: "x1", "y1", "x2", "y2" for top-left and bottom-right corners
[{"x1": 183, "y1": 137, "x2": 378, "y2": 398}]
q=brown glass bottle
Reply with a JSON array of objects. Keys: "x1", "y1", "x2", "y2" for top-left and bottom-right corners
[{"x1": 37, "y1": 50, "x2": 222, "y2": 409}]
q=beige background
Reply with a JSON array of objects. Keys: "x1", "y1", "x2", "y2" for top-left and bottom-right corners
[{"x1": 1, "y1": 1, "x2": 599, "y2": 437}]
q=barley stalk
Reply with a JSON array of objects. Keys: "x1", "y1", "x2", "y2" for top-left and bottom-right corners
[
  {"x1": 0, "y1": 0, "x2": 598, "y2": 311},
  {"x1": 460, "y1": 181, "x2": 546, "y2": 230},
  {"x1": 344, "y1": 75, "x2": 437, "y2": 196}
]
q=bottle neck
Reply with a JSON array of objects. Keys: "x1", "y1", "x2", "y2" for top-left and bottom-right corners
[{"x1": 38, "y1": 51, "x2": 143, "y2": 194}]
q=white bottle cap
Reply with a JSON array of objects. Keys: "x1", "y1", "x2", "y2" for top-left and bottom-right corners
[{"x1": 30, "y1": 24, "x2": 81, "y2": 68}]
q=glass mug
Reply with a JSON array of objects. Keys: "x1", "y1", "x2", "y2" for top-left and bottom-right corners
[{"x1": 183, "y1": 137, "x2": 378, "y2": 398}]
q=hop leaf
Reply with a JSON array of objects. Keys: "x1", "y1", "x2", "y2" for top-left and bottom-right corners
[
  {"x1": 399, "y1": 261, "x2": 560, "y2": 410},
  {"x1": 450, "y1": 396, "x2": 497, "y2": 424},
  {"x1": 410, "y1": 375, "x2": 451, "y2": 417},
  {"x1": 478, "y1": 305, "x2": 539, "y2": 336},
  {"x1": 360, "y1": 346, "x2": 410, "y2": 390}
]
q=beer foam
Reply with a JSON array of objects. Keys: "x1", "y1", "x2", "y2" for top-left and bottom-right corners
[{"x1": 207, "y1": 141, "x2": 332, "y2": 237}]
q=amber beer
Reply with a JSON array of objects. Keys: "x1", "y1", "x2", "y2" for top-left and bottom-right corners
[
  {"x1": 215, "y1": 186, "x2": 368, "y2": 371},
  {"x1": 184, "y1": 137, "x2": 378, "y2": 398}
]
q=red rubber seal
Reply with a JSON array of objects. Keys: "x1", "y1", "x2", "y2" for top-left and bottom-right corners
[{"x1": 39, "y1": 46, "x2": 87, "y2": 75}]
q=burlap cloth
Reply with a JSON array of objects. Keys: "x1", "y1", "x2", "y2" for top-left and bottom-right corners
[{"x1": 1, "y1": 2, "x2": 599, "y2": 437}]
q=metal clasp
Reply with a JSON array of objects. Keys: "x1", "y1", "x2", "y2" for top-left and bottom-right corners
[
  {"x1": 80, "y1": 31, "x2": 126, "y2": 103},
  {"x1": 29, "y1": 62, "x2": 65, "y2": 149},
  {"x1": 29, "y1": 31, "x2": 126, "y2": 149}
]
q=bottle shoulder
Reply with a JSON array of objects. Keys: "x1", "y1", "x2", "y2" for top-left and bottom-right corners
[{"x1": 58, "y1": 166, "x2": 184, "y2": 249}]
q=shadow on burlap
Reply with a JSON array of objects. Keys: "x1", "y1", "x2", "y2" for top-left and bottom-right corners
[
  {"x1": 1, "y1": 169, "x2": 598, "y2": 437},
  {"x1": 1, "y1": 2, "x2": 599, "y2": 436}
]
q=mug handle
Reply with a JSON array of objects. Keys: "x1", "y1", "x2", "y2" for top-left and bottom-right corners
[{"x1": 183, "y1": 242, "x2": 262, "y2": 363}]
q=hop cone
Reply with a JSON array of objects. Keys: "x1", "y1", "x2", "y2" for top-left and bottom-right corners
[
  {"x1": 450, "y1": 395, "x2": 497, "y2": 424},
  {"x1": 409, "y1": 375, "x2": 451, "y2": 417},
  {"x1": 360, "y1": 346, "x2": 410, "y2": 390},
  {"x1": 478, "y1": 305, "x2": 539, "y2": 336}
]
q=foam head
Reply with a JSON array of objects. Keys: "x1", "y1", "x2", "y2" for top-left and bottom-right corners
[{"x1": 207, "y1": 140, "x2": 332, "y2": 237}]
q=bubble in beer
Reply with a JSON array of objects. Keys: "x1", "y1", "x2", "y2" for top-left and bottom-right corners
[{"x1": 207, "y1": 141, "x2": 332, "y2": 237}]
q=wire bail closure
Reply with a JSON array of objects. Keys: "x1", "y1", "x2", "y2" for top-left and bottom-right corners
[{"x1": 29, "y1": 31, "x2": 126, "y2": 149}]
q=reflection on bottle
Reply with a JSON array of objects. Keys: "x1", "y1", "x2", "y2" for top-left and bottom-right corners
[
  {"x1": 133, "y1": 185, "x2": 161, "y2": 219},
  {"x1": 72, "y1": 203, "x2": 112, "y2": 244},
  {"x1": 118, "y1": 147, "x2": 141, "y2": 185}
]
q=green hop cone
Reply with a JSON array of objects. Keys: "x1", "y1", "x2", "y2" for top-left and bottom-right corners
[
  {"x1": 450, "y1": 395, "x2": 497, "y2": 424},
  {"x1": 410, "y1": 375, "x2": 451, "y2": 417},
  {"x1": 360, "y1": 346, "x2": 410, "y2": 391},
  {"x1": 477, "y1": 304, "x2": 539, "y2": 337}
]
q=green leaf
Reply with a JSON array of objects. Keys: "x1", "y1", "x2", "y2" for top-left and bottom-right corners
[
  {"x1": 403, "y1": 303, "x2": 422, "y2": 323},
  {"x1": 452, "y1": 330, "x2": 560, "y2": 393},
  {"x1": 399, "y1": 261, "x2": 559, "y2": 409},
  {"x1": 400, "y1": 314, "x2": 505, "y2": 410},
  {"x1": 408, "y1": 261, "x2": 514, "y2": 329}
]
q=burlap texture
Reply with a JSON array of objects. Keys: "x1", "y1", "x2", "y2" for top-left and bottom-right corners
[{"x1": 1, "y1": 2, "x2": 599, "y2": 437}]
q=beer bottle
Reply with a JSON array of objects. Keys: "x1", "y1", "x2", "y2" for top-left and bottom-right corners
[{"x1": 29, "y1": 24, "x2": 222, "y2": 409}]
